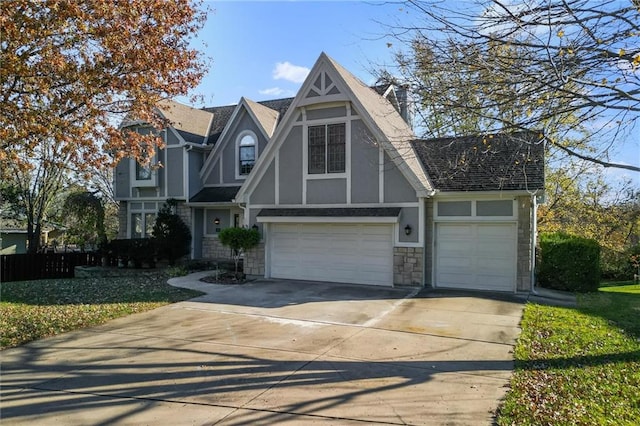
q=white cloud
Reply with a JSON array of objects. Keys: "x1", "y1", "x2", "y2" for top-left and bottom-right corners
[
  {"x1": 273, "y1": 61, "x2": 310, "y2": 83},
  {"x1": 259, "y1": 87, "x2": 286, "y2": 96}
]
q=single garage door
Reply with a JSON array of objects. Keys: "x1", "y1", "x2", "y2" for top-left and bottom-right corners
[
  {"x1": 269, "y1": 223, "x2": 393, "y2": 286},
  {"x1": 435, "y1": 223, "x2": 516, "y2": 292}
]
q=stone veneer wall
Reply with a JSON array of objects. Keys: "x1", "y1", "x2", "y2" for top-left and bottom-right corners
[
  {"x1": 244, "y1": 242, "x2": 265, "y2": 277},
  {"x1": 394, "y1": 247, "x2": 423, "y2": 287},
  {"x1": 424, "y1": 198, "x2": 434, "y2": 287},
  {"x1": 175, "y1": 202, "x2": 192, "y2": 230},
  {"x1": 117, "y1": 202, "x2": 128, "y2": 239},
  {"x1": 516, "y1": 196, "x2": 533, "y2": 292},
  {"x1": 202, "y1": 236, "x2": 233, "y2": 260}
]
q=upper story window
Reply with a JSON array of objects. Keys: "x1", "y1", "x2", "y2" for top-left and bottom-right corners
[
  {"x1": 135, "y1": 162, "x2": 152, "y2": 180},
  {"x1": 131, "y1": 157, "x2": 158, "y2": 187},
  {"x1": 308, "y1": 123, "x2": 345, "y2": 174},
  {"x1": 237, "y1": 132, "x2": 256, "y2": 176}
]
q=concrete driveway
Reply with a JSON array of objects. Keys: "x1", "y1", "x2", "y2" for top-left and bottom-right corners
[{"x1": 1, "y1": 273, "x2": 525, "y2": 425}]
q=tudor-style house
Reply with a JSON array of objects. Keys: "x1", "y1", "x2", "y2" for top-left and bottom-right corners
[{"x1": 114, "y1": 52, "x2": 545, "y2": 293}]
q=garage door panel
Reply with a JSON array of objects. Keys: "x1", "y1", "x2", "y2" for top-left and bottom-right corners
[
  {"x1": 269, "y1": 223, "x2": 393, "y2": 286},
  {"x1": 436, "y1": 223, "x2": 516, "y2": 292}
]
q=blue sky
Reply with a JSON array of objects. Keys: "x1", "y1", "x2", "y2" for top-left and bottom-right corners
[
  {"x1": 183, "y1": 1, "x2": 406, "y2": 107},
  {"x1": 181, "y1": 1, "x2": 638, "y2": 184}
]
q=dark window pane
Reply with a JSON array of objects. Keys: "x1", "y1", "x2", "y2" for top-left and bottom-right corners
[
  {"x1": 136, "y1": 162, "x2": 151, "y2": 180},
  {"x1": 327, "y1": 123, "x2": 345, "y2": 173},
  {"x1": 308, "y1": 125, "x2": 326, "y2": 174},
  {"x1": 477, "y1": 200, "x2": 513, "y2": 216},
  {"x1": 438, "y1": 201, "x2": 472, "y2": 216},
  {"x1": 239, "y1": 145, "x2": 255, "y2": 175}
]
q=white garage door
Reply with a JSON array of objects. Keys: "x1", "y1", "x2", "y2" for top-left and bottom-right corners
[
  {"x1": 269, "y1": 223, "x2": 393, "y2": 286},
  {"x1": 435, "y1": 223, "x2": 516, "y2": 292}
]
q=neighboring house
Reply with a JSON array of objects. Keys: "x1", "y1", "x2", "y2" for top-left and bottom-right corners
[
  {"x1": 0, "y1": 218, "x2": 28, "y2": 255},
  {"x1": 0, "y1": 216, "x2": 64, "y2": 254},
  {"x1": 114, "y1": 52, "x2": 544, "y2": 293}
]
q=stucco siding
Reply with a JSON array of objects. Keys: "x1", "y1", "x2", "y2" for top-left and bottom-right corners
[
  {"x1": 188, "y1": 150, "x2": 203, "y2": 199},
  {"x1": 222, "y1": 110, "x2": 267, "y2": 184},
  {"x1": 206, "y1": 160, "x2": 221, "y2": 185},
  {"x1": 137, "y1": 188, "x2": 157, "y2": 198},
  {"x1": 383, "y1": 153, "x2": 418, "y2": 203},
  {"x1": 166, "y1": 129, "x2": 181, "y2": 145},
  {"x1": 398, "y1": 207, "x2": 419, "y2": 243},
  {"x1": 306, "y1": 106, "x2": 347, "y2": 121},
  {"x1": 350, "y1": 120, "x2": 379, "y2": 203},
  {"x1": 307, "y1": 179, "x2": 347, "y2": 204},
  {"x1": 166, "y1": 148, "x2": 184, "y2": 197},
  {"x1": 278, "y1": 125, "x2": 303, "y2": 204},
  {"x1": 114, "y1": 159, "x2": 130, "y2": 199},
  {"x1": 251, "y1": 161, "x2": 276, "y2": 205}
]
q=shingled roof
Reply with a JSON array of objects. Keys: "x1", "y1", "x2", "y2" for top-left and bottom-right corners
[
  {"x1": 412, "y1": 131, "x2": 545, "y2": 192},
  {"x1": 203, "y1": 98, "x2": 293, "y2": 145},
  {"x1": 189, "y1": 186, "x2": 241, "y2": 203},
  {"x1": 156, "y1": 100, "x2": 213, "y2": 144}
]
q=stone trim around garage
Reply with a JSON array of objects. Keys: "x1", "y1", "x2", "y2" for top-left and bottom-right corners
[
  {"x1": 394, "y1": 247, "x2": 423, "y2": 287},
  {"x1": 202, "y1": 236, "x2": 234, "y2": 260},
  {"x1": 244, "y1": 242, "x2": 265, "y2": 277},
  {"x1": 516, "y1": 196, "x2": 533, "y2": 292}
]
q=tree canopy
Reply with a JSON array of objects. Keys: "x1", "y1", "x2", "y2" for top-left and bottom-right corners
[
  {"x1": 0, "y1": 0, "x2": 206, "y2": 252},
  {"x1": 386, "y1": 0, "x2": 640, "y2": 171},
  {"x1": 0, "y1": 0, "x2": 207, "y2": 173}
]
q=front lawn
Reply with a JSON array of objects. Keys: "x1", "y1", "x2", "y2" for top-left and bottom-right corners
[
  {"x1": 0, "y1": 273, "x2": 203, "y2": 349},
  {"x1": 498, "y1": 284, "x2": 640, "y2": 425}
]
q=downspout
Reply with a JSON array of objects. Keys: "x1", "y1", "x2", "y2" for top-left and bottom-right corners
[
  {"x1": 530, "y1": 194, "x2": 538, "y2": 294},
  {"x1": 236, "y1": 201, "x2": 248, "y2": 227}
]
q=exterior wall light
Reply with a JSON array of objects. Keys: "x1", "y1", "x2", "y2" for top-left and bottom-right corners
[
  {"x1": 214, "y1": 217, "x2": 221, "y2": 225},
  {"x1": 404, "y1": 224, "x2": 412, "y2": 235},
  {"x1": 252, "y1": 224, "x2": 259, "y2": 231}
]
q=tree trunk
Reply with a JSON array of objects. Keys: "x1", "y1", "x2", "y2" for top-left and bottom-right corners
[{"x1": 27, "y1": 221, "x2": 41, "y2": 253}]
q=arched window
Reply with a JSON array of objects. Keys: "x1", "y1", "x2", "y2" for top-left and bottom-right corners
[{"x1": 238, "y1": 132, "x2": 256, "y2": 176}]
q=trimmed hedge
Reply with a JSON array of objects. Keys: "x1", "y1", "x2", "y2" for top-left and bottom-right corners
[{"x1": 538, "y1": 232, "x2": 600, "y2": 293}]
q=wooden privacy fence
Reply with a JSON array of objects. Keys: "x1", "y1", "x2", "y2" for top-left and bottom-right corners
[{"x1": 0, "y1": 252, "x2": 100, "y2": 282}]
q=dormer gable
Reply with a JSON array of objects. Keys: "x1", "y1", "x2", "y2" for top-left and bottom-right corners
[
  {"x1": 236, "y1": 52, "x2": 434, "y2": 204},
  {"x1": 200, "y1": 97, "x2": 280, "y2": 185}
]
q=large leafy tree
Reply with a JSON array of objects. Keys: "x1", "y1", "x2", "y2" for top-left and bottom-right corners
[
  {"x1": 387, "y1": 0, "x2": 640, "y2": 171},
  {"x1": 0, "y1": 0, "x2": 207, "y2": 252}
]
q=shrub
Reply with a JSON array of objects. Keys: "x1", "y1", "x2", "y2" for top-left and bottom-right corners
[
  {"x1": 218, "y1": 227, "x2": 260, "y2": 276},
  {"x1": 104, "y1": 238, "x2": 156, "y2": 267},
  {"x1": 152, "y1": 200, "x2": 191, "y2": 265},
  {"x1": 538, "y1": 232, "x2": 600, "y2": 292}
]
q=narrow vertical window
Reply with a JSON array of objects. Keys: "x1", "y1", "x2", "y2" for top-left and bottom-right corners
[
  {"x1": 239, "y1": 134, "x2": 256, "y2": 175},
  {"x1": 327, "y1": 123, "x2": 345, "y2": 173}
]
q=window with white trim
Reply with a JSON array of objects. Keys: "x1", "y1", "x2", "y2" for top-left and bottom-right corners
[
  {"x1": 436, "y1": 199, "x2": 515, "y2": 218},
  {"x1": 135, "y1": 162, "x2": 152, "y2": 180},
  {"x1": 308, "y1": 123, "x2": 345, "y2": 174},
  {"x1": 238, "y1": 133, "x2": 256, "y2": 176},
  {"x1": 131, "y1": 211, "x2": 156, "y2": 238}
]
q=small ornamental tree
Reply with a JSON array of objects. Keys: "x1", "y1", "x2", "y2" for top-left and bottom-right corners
[
  {"x1": 218, "y1": 227, "x2": 260, "y2": 277},
  {"x1": 152, "y1": 200, "x2": 191, "y2": 265}
]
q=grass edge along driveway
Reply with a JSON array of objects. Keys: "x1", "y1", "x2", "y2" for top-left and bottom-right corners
[
  {"x1": 497, "y1": 283, "x2": 640, "y2": 425},
  {"x1": 0, "y1": 273, "x2": 203, "y2": 349}
]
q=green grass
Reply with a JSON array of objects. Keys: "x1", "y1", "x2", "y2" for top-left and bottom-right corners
[
  {"x1": 0, "y1": 273, "x2": 203, "y2": 349},
  {"x1": 498, "y1": 283, "x2": 640, "y2": 425}
]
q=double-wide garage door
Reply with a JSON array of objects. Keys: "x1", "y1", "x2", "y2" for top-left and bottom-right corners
[
  {"x1": 269, "y1": 223, "x2": 393, "y2": 286},
  {"x1": 435, "y1": 223, "x2": 517, "y2": 292}
]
